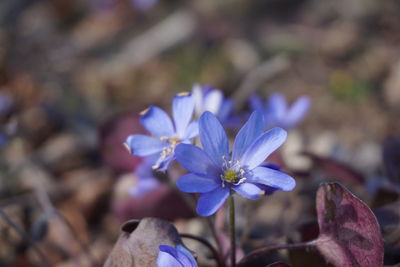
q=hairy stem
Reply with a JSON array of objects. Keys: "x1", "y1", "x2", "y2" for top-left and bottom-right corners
[{"x1": 229, "y1": 194, "x2": 236, "y2": 267}]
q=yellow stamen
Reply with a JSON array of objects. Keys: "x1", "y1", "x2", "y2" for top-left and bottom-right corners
[
  {"x1": 223, "y1": 169, "x2": 239, "y2": 183},
  {"x1": 177, "y1": 92, "x2": 190, "y2": 97},
  {"x1": 140, "y1": 108, "x2": 149, "y2": 116},
  {"x1": 123, "y1": 143, "x2": 131, "y2": 154}
]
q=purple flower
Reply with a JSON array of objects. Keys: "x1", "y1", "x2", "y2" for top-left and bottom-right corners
[
  {"x1": 250, "y1": 93, "x2": 311, "y2": 129},
  {"x1": 175, "y1": 111, "x2": 296, "y2": 216},
  {"x1": 130, "y1": 0, "x2": 158, "y2": 12},
  {"x1": 192, "y1": 84, "x2": 237, "y2": 127},
  {"x1": 157, "y1": 244, "x2": 197, "y2": 267},
  {"x1": 129, "y1": 156, "x2": 160, "y2": 197},
  {"x1": 125, "y1": 92, "x2": 198, "y2": 171}
]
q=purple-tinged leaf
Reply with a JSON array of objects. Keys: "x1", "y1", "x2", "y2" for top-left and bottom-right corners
[
  {"x1": 104, "y1": 218, "x2": 187, "y2": 267},
  {"x1": 289, "y1": 221, "x2": 333, "y2": 267},
  {"x1": 112, "y1": 184, "x2": 195, "y2": 222},
  {"x1": 382, "y1": 136, "x2": 400, "y2": 186},
  {"x1": 99, "y1": 112, "x2": 145, "y2": 173},
  {"x1": 314, "y1": 182, "x2": 383, "y2": 267},
  {"x1": 303, "y1": 152, "x2": 365, "y2": 185}
]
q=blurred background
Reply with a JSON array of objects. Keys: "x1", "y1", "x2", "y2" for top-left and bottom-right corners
[{"x1": 1, "y1": 0, "x2": 400, "y2": 266}]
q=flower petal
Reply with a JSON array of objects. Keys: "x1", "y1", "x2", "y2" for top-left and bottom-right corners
[
  {"x1": 175, "y1": 144, "x2": 220, "y2": 176},
  {"x1": 249, "y1": 94, "x2": 264, "y2": 111},
  {"x1": 152, "y1": 153, "x2": 174, "y2": 172},
  {"x1": 240, "y1": 127, "x2": 287, "y2": 170},
  {"x1": 129, "y1": 178, "x2": 160, "y2": 197},
  {"x1": 284, "y1": 95, "x2": 311, "y2": 128},
  {"x1": 124, "y1": 134, "x2": 164, "y2": 156},
  {"x1": 199, "y1": 111, "x2": 229, "y2": 166},
  {"x1": 173, "y1": 93, "x2": 195, "y2": 137},
  {"x1": 267, "y1": 93, "x2": 287, "y2": 120},
  {"x1": 196, "y1": 187, "x2": 230, "y2": 216},
  {"x1": 192, "y1": 84, "x2": 203, "y2": 116},
  {"x1": 177, "y1": 173, "x2": 219, "y2": 193},
  {"x1": 140, "y1": 106, "x2": 174, "y2": 137},
  {"x1": 218, "y1": 99, "x2": 234, "y2": 122},
  {"x1": 249, "y1": 166, "x2": 296, "y2": 191},
  {"x1": 232, "y1": 183, "x2": 262, "y2": 199},
  {"x1": 183, "y1": 121, "x2": 198, "y2": 139},
  {"x1": 204, "y1": 89, "x2": 223, "y2": 114},
  {"x1": 232, "y1": 111, "x2": 264, "y2": 162},
  {"x1": 176, "y1": 245, "x2": 197, "y2": 267},
  {"x1": 157, "y1": 245, "x2": 181, "y2": 267}
]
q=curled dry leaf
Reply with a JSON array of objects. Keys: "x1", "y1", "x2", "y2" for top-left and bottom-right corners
[
  {"x1": 314, "y1": 182, "x2": 383, "y2": 267},
  {"x1": 104, "y1": 217, "x2": 186, "y2": 267}
]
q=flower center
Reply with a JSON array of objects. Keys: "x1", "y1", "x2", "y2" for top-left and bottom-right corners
[
  {"x1": 223, "y1": 169, "x2": 239, "y2": 183},
  {"x1": 220, "y1": 156, "x2": 247, "y2": 187},
  {"x1": 152, "y1": 136, "x2": 182, "y2": 169}
]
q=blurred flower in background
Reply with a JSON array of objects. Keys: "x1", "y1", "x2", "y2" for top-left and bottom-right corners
[
  {"x1": 129, "y1": 156, "x2": 160, "y2": 197},
  {"x1": 130, "y1": 0, "x2": 159, "y2": 12},
  {"x1": 250, "y1": 93, "x2": 311, "y2": 129},
  {"x1": 192, "y1": 84, "x2": 237, "y2": 128}
]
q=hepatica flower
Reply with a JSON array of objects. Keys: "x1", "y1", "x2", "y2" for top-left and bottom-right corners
[
  {"x1": 175, "y1": 111, "x2": 296, "y2": 216},
  {"x1": 125, "y1": 93, "x2": 198, "y2": 171},
  {"x1": 129, "y1": 156, "x2": 160, "y2": 197},
  {"x1": 157, "y1": 244, "x2": 197, "y2": 267},
  {"x1": 250, "y1": 93, "x2": 311, "y2": 129},
  {"x1": 192, "y1": 84, "x2": 235, "y2": 125}
]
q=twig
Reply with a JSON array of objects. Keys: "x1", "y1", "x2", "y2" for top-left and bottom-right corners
[
  {"x1": 205, "y1": 216, "x2": 224, "y2": 262},
  {"x1": 237, "y1": 241, "x2": 313, "y2": 266},
  {"x1": 180, "y1": 233, "x2": 226, "y2": 267},
  {"x1": 34, "y1": 188, "x2": 99, "y2": 267},
  {"x1": 0, "y1": 208, "x2": 50, "y2": 267},
  {"x1": 54, "y1": 210, "x2": 99, "y2": 266},
  {"x1": 233, "y1": 55, "x2": 290, "y2": 109},
  {"x1": 102, "y1": 8, "x2": 197, "y2": 77}
]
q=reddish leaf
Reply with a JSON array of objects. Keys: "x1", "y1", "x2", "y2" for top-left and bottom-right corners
[
  {"x1": 99, "y1": 112, "x2": 145, "y2": 173},
  {"x1": 289, "y1": 221, "x2": 333, "y2": 267},
  {"x1": 112, "y1": 185, "x2": 195, "y2": 222},
  {"x1": 104, "y1": 218, "x2": 187, "y2": 266},
  {"x1": 314, "y1": 183, "x2": 383, "y2": 267},
  {"x1": 303, "y1": 152, "x2": 365, "y2": 185}
]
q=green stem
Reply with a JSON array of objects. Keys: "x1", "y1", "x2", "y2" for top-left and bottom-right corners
[{"x1": 229, "y1": 193, "x2": 236, "y2": 267}]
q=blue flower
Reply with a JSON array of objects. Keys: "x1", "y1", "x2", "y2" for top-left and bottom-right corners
[
  {"x1": 192, "y1": 84, "x2": 235, "y2": 126},
  {"x1": 157, "y1": 244, "x2": 197, "y2": 267},
  {"x1": 130, "y1": 0, "x2": 158, "y2": 12},
  {"x1": 125, "y1": 92, "x2": 198, "y2": 171},
  {"x1": 175, "y1": 111, "x2": 296, "y2": 216},
  {"x1": 129, "y1": 156, "x2": 160, "y2": 197},
  {"x1": 250, "y1": 93, "x2": 311, "y2": 129}
]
